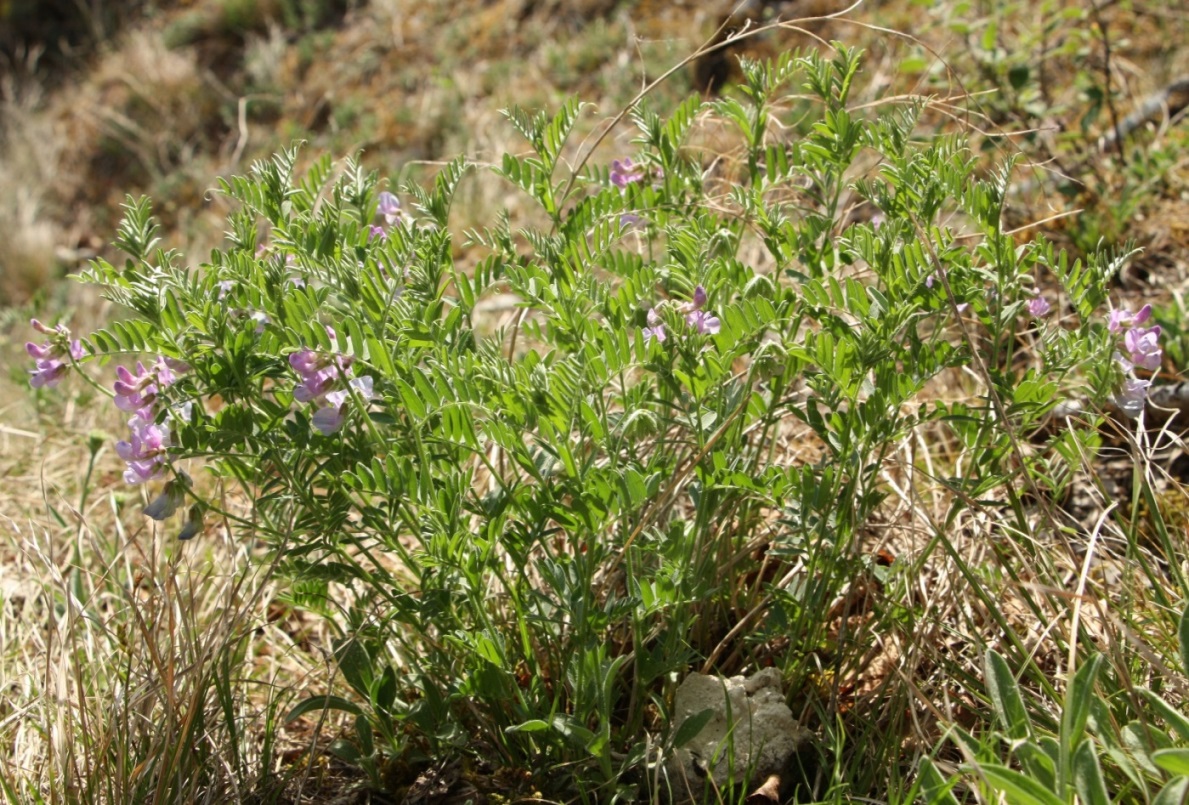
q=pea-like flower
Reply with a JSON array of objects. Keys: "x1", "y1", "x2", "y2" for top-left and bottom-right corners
[
  {"x1": 26, "y1": 319, "x2": 85, "y2": 389},
  {"x1": 1108, "y1": 304, "x2": 1152, "y2": 334},
  {"x1": 642, "y1": 308, "x2": 666, "y2": 345},
  {"x1": 116, "y1": 411, "x2": 170, "y2": 484},
  {"x1": 610, "y1": 158, "x2": 647, "y2": 189},
  {"x1": 1123, "y1": 325, "x2": 1163, "y2": 371},
  {"x1": 290, "y1": 347, "x2": 373, "y2": 433},
  {"x1": 114, "y1": 361, "x2": 167, "y2": 412},
  {"x1": 682, "y1": 285, "x2": 720, "y2": 335},
  {"x1": 1028, "y1": 295, "x2": 1052, "y2": 317},
  {"x1": 1115, "y1": 377, "x2": 1151, "y2": 418},
  {"x1": 378, "y1": 191, "x2": 401, "y2": 226},
  {"x1": 312, "y1": 376, "x2": 375, "y2": 436}
]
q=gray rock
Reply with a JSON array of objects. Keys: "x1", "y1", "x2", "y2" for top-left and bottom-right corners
[{"x1": 666, "y1": 668, "x2": 809, "y2": 802}]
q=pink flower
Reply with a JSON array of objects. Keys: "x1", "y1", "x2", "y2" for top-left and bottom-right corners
[
  {"x1": 1124, "y1": 325, "x2": 1162, "y2": 371},
  {"x1": 682, "y1": 285, "x2": 720, "y2": 335},
  {"x1": 116, "y1": 411, "x2": 170, "y2": 484},
  {"x1": 1116, "y1": 376, "x2": 1151, "y2": 418},
  {"x1": 377, "y1": 191, "x2": 401, "y2": 226},
  {"x1": 114, "y1": 362, "x2": 161, "y2": 412},
  {"x1": 642, "y1": 308, "x2": 666, "y2": 345},
  {"x1": 610, "y1": 158, "x2": 646, "y2": 189},
  {"x1": 311, "y1": 376, "x2": 374, "y2": 435},
  {"x1": 1108, "y1": 304, "x2": 1152, "y2": 334},
  {"x1": 369, "y1": 225, "x2": 388, "y2": 242},
  {"x1": 1028, "y1": 296, "x2": 1052, "y2": 317},
  {"x1": 26, "y1": 320, "x2": 85, "y2": 389}
]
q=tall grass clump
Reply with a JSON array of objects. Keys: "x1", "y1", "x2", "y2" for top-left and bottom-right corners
[{"x1": 24, "y1": 39, "x2": 1186, "y2": 802}]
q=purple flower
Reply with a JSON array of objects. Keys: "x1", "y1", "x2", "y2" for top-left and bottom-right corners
[
  {"x1": 114, "y1": 362, "x2": 159, "y2": 412},
  {"x1": 369, "y1": 225, "x2": 388, "y2": 242},
  {"x1": 1028, "y1": 296, "x2": 1052, "y2": 317},
  {"x1": 116, "y1": 411, "x2": 170, "y2": 484},
  {"x1": 288, "y1": 349, "x2": 322, "y2": 375},
  {"x1": 1108, "y1": 304, "x2": 1153, "y2": 334},
  {"x1": 925, "y1": 274, "x2": 935, "y2": 289},
  {"x1": 610, "y1": 158, "x2": 646, "y2": 189},
  {"x1": 1116, "y1": 377, "x2": 1151, "y2": 418},
  {"x1": 620, "y1": 213, "x2": 642, "y2": 229},
  {"x1": 871, "y1": 212, "x2": 885, "y2": 230},
  {"x1": 249, "y1": 310, "x2": 269, "y2": 334},
  {"x1": 216, "y1": 280, "x2": 235, "y2": 300},
  {"x1": 642, "y1": 308, "x2": 666, "y2": 345},
  {"x1": 378, "y1": 191, "x2": 401, "y2": 226},
  {"x1": 686, "y1": 310, "x2": 721, "y2": 335},
  {"x1": 26, "y1": 320, "x2": 85, "y2": 388},
  {"x1": 311, "y1": 376, "x2": 374, "y2": 435},
  {"x1": 1124, "y1": 325, "x2": 1162, "y2": 371},
  {"x1": 682, "y1": 285, "x2": 721, "y2": 335}
]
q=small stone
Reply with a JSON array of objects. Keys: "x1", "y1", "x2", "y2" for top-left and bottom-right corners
[{"x1": 667, "y1": 668, "x2": 810, "y2": 802}]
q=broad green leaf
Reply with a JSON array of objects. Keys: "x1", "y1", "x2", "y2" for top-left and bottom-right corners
[
  {"x1": 506, "y1": 719, "x2": 551, "y2": 734},
  {"x1": 1155, "y1": 749, "x2": 1189, "y2": 777},
  {"x1": 978, "y1": 763, "x2": 1064, "y2": 805},
  {"x1": 1062, "y1": 653, "x2": 1104, "y2": 785},
  {"x1": 673, "y1": 709, "x2": 716, "y2": 749},
  {"x1": 917, "y1": 757, "x2": 960, "y2": 805},
  {"x1": 1139, "y1": 689, "x2": 1189, "y2": 742},
  {"x1": 1154, "y1": 776, "x2": 1189, "y2": 805},
  {"x1": 986, "y1": 649, "x2": 1031, "y2": 741},
  {"x1": 1180, "y1": 602, "x2": 1189, "y2": 677},
  {"x1": 285, "y1": 695, "x2": 364, "y2": 722},
  {"x1": 1073, "y1": 740, "x2": 1111, "y2": 805}
]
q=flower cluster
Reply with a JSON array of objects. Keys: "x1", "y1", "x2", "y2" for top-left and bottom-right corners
[
  {"x1": 114, "y1": 358, "x2": 182, "y2": 484},
  {"x1": 643, "y1": 285, "x2": 721, "y2": 345},
  {"x1": 289, "y1": 344, "x2": 375, "y2": 435},
  {"x1": 26, "y1": 319, "x2": 85, "y2": 388},
  {"x1": 1109, "y1": 304, "x2": 1162, "y2": 416},
  {"x1": 1028, "y1": 295, "x2": 1052, "y2": 318},
  {"x1": 611, "y1": 158, "x2": 647, "y2": 189},
  {"x1": 369, "y1": 190, "x2": 402, "y2": 242}
]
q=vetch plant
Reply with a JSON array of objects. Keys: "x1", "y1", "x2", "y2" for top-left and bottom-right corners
[{"x1": 59, "y1": 46, "x2": 1145, "y2": 800}]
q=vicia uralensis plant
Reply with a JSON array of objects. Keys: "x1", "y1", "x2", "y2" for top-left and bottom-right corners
[{"x1": 42, "y1": 45, "x2": 1150, "y2": 800}]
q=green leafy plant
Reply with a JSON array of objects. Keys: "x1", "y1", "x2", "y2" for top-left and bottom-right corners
[{"x1": 37, "y1": 43, "x2": 1145, "y2": 800}]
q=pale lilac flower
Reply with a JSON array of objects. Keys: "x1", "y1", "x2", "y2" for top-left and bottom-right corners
[
  {"x1": 26, "y1": 320, "x2": 85, "y2": 388},
  {"x1": 610, "y1": 158, "x2": 646, "y2": 189},
  {"x1": 116, "y1": 411, "x2": 170, "y2": 484},
  {"x1": 686, "y1": 310, "x2": 721, "y2": 335},
  {"x1": 289, "y1": 349, "x2": 322, "y2": 375},
  {"x1": 369, "y1": 225, "x2": 388, "y2": 242},
  {"x1": 377, "y1": 192, "x2": 401, "y2": 226},
  {"x1": 249, "y1": 310, "x2": 269, "y2": 334},
  {"x1": 1124, "y1": 325, "x2": 1163, "y2": 371},
  {"x1": 642, "y1": 308, "x2": 666, "y2": 345},
  {"x1": 114, "y1": 362, "x2": 161, "y2": 412},
  {"x1": 1108, "y1": 304, "x2": 1153, "y2": 334},
  {"x1": 925, "y1": 274, "x2": 935, "y2": 289},
  {"x1": 871, "y1": 212, "x2": 885, "y2": 230},
  {"x1": 311, "y1": 376, "x2": 374, "y2": 435},
  {"x1": 683, "y1": 285, "x2": 720, "y2": 335},
  {"x1": 1028, "y1": 296, "x2": 1052, "y2": 317},
  {"x1": 1116, "y1": 377, "x2": 1151, "y2": 418},
  {"x1": 620, "y1": 213, "x2": 642, "y2": 229},
  {"x1": 216, "y1": 280, "x2": 235, "y2": 300}
]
